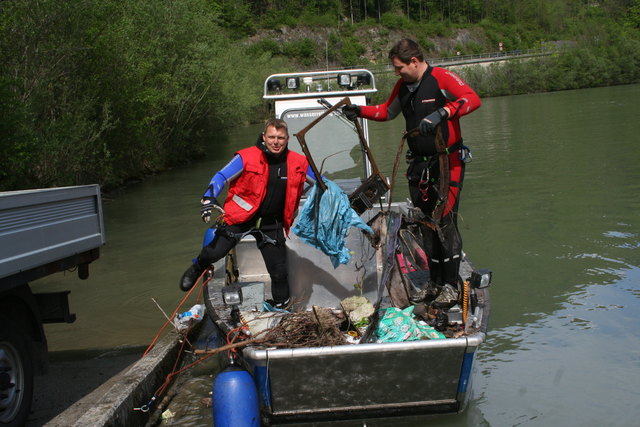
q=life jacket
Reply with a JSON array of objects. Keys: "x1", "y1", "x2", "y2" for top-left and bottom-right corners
[
  {"x1": 399, "y1": 66, "x2": 450, "y2": 157},
  {"x1": 399, "y1": 67, "x2": 465, "y2": 217},
  {"x1": 223, "y1": 145, "x2": 308, "y2": 234}
]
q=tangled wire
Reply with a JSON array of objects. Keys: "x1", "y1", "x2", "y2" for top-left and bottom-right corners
[{"x1": 259, "y1": 308, "x2": 346, "y2": 348}]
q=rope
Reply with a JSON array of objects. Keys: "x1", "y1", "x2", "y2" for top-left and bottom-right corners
[
  {"x1": 142, "y1": 267, "x2": 209, "y2": 357},
  {"x1": 135, "y1": 266, "x2": 214, "y2": 412},
  {"x1": 226, "y1": 325, "x2": 251, "y2": 359},
  {"x1": 388, "y1": 127, "x2": 420, "y2": 211},
  {"x1": 462, "y1": 280, "x2": 469, "y2": 325}
]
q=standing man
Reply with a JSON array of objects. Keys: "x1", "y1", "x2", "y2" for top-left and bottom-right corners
[
  {"x1": 179, "y1": 119, "x2": 315, "y2": 309},
  {"x1": 342, "y1": 38, "x2": 481, "y2": 289}
]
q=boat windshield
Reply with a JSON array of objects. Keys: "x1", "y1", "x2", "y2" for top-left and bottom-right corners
[{"x1": 283, "y1": 106, "x2": 367, "y2": 183}]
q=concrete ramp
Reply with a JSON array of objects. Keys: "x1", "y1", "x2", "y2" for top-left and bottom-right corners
[{"x1": 45, "y1": 334, "x2": 180, "y2": 427}]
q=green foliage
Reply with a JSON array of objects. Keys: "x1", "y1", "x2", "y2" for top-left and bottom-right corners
[
  {"x1": 422, "y1": 20, "x2": 454, "y2": 37},
  {"x1": 260, "y1": 11, "x2": 298, "y2": 29},
  {"x1": 246, "y1": 39, "x2": 283, "y2": 58},
  {"x1": 1, "y1": 0, "x2": 639, "y2": 190},
  {"x1": 627, "y1": 0, "x2": 640, "y2": 28},
  {"x1": 219, "y1": 1, "x2": 256, "y2": 36},
  {"x1": 417, "y1": 37, "x2": 436, "y2": 53},
  {"x1": 0, "y1": 0, "x2": 263, "y2": 190},
  {"x1": 458, "y1": 21, "x2": 640, "y2": 98},
  {"x1": 0, "y1": 77, "x2": 37, "y2": 189},
  {"x1": 380, "y1": 12, "x2": 407, "y2": 29},
  {"x1": 283, "y1": 39, "x2": 319, "y2": 66},
  {"x1": 340, "y1": 37, "x2": 367, "y2": 66}
]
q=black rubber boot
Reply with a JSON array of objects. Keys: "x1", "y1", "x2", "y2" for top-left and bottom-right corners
[{"x1": 179, "y1": 263, "x2": 203, "y2": 291}]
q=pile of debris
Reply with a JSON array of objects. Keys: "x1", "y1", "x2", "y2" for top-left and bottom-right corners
[{"x1": 237, "y1": 289, "x2": 470, "y2": 350}]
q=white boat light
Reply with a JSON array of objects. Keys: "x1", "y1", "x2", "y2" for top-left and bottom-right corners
[
  {"x1": 286, "y1": 77, "x2": 299, "y2": 90},
  {"x1": 337, "y1": 73, "x2": 351, "y2": 87},
  {"x1": 222, "y1": 284, "x2": 243, "y2": 306},
  {"x1": 470, "y1": 269, "x2": 492, "y2": 288}
]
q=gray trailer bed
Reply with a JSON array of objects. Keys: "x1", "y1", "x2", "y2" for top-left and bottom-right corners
[{"x1": 0, "y1": 184, "x2": 105, "y2": 289}]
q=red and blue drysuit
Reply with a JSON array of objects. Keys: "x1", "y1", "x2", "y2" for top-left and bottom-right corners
[
  {"x1": 359, "y1": 66, "x2": 481, "y2": 286},
  {"x1": 194, "y1": 136, "x2": 316, "y2": 302}
]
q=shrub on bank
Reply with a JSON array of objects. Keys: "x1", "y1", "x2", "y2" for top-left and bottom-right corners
[{"x1": 1, "y1": 0, "x2": 638, "y2": 191}]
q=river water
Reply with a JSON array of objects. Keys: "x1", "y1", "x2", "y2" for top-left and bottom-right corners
[{"x1": 32, "y1": 84, "x2": 640, "y2": 426}]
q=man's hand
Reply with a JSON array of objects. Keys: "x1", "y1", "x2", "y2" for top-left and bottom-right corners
[
  {"x1": 200, "y1": 198, "x2": 224, "y2": 223},
  {"x1": 342, "y1": 104, "x2": 361, "y2": 121},
  {"x1": 419, "y1": 107, "x2": 449, "y2": 135}
]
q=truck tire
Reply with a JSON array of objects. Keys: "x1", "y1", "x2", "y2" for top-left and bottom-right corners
[{"x1": 0, "y1": 317, "x2": 34, "y2": 427}]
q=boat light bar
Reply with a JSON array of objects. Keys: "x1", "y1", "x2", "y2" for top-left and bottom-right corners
[{"x1": 263, "y1": 69, "x2": 377, "y2": 100}]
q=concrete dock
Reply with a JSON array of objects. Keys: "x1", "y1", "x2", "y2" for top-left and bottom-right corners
[{"x1": 28, "y1": 335, "x2": 181, "y2": 427}]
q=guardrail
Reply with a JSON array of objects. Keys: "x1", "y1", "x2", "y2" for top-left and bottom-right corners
[{"x1": 349, "y1": 47, "x2": 557, "y2": 74}]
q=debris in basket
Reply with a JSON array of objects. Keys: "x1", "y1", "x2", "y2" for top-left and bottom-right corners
[
  {"x1": 259, "y1": 308, "x2": 346, "y2": 348},
  {"x1": 375, "y1": 306, "x2": 446, "y2": 342},
  {"x1": 340, "y1": 295, "x2": 374, "y2": 324}
]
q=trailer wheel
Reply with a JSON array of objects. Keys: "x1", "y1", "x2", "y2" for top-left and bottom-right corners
[{"x1": 0, "y1": 317, "x2": 34, "y2": 427}]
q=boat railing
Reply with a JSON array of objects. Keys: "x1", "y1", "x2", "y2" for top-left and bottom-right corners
[{"x1": 263, "y1": 69, "x2": 377, "y2": 100}]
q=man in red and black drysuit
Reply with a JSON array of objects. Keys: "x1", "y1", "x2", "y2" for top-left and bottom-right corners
[
  {"x1": 343, "y1": 38, "x2": 481, "y2": 288},
  {"x1": 179, "y1": 119, "x2": 316, "y2": 308}
]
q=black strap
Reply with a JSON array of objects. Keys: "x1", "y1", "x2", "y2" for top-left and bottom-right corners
[
  {"x1": 445, "y1": 139, "x2": 463, "y2": 154},
  {"x1": 407, "y1": 139, "x2": 466, "y2": 161}
]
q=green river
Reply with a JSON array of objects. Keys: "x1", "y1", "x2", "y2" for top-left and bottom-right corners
[{"x1": 32, "y1": 84, "x2": 640, "y2": 426}]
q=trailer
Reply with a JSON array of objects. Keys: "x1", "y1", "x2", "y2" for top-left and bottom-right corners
[{"x1": 0, "y1": 185, "x2": 105, "y2": 427}]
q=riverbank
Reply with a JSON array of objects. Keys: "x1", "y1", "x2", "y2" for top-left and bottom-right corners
[
  {"x1": 27, "y1": 348, "x2": 141, "y2": 426},
  {"x1": 27, "y1": 338, "x2": 180, "y2": 427}
]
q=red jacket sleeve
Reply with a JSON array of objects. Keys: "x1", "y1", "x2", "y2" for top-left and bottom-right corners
[
  {"x1": 431, "y1": 67, "x2": 481, "y2": 119},
  {"x1": 359, "y1": 79, "x2": 403, "y2": 121}
]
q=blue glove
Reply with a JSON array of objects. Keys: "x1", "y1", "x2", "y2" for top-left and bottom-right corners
[
  {"x1": 419, "y1": 107, "x2": 448, "y2": 135},
  {"x1": 200, "y1": 198, "x2": 224, "y2": 223}
]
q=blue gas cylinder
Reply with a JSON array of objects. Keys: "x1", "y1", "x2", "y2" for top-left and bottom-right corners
[{"x1": 212, "y1": 365, "x2": 260, "y2": 427}]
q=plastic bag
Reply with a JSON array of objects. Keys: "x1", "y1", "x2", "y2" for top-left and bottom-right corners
[
  {"x1": 375, "y1": 306, "x2": 445, "y2": 342},
  {"x1": 292, "y1": 179, "x2": 373, "y2": 268}
]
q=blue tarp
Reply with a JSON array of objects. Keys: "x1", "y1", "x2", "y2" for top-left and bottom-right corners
[{"x1": 292, "y1": 179, "x2": 373, "y2": 268}]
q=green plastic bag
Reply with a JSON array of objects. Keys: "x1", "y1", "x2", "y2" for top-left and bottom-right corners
[{"x1": 375, "y1": 306, "x2": 446, "y2": 342}]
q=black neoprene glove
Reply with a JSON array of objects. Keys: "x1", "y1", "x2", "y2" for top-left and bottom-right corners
[
  {"x1": 419, "y1": 107, "x2": 449, "y2": 135},
  {"x1": 342, "y1": 104, "x2": 361, "y2": 121}
]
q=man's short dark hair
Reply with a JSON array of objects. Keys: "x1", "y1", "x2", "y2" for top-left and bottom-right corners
[
  {"x1": 388, "y1": 39, "x2": 424, "y2": 63},
  {"x1": 264, "y1": 118, "x2": 289, "y2": 136}
]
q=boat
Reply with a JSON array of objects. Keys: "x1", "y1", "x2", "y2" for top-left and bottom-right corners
[{"x1": 196, "y1": 69, "x2": 491, "y2": 426}]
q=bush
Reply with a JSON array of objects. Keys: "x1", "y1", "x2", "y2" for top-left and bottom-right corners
[
  {"x1": 246, "y1": 39, "x2": 282, "y2": 57},
  {"x1": 380, "y1": 12, "x2": 407, "y2": 30},
  {"x1": 283, "y1": 39, "x2": 318, "y2": 66},
  {"x1": 339, "y1": 37, "x2": 366, "y2": 66},
  {"x1": 260, "y1": 11, "x2": 297, "y2": 29}
]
